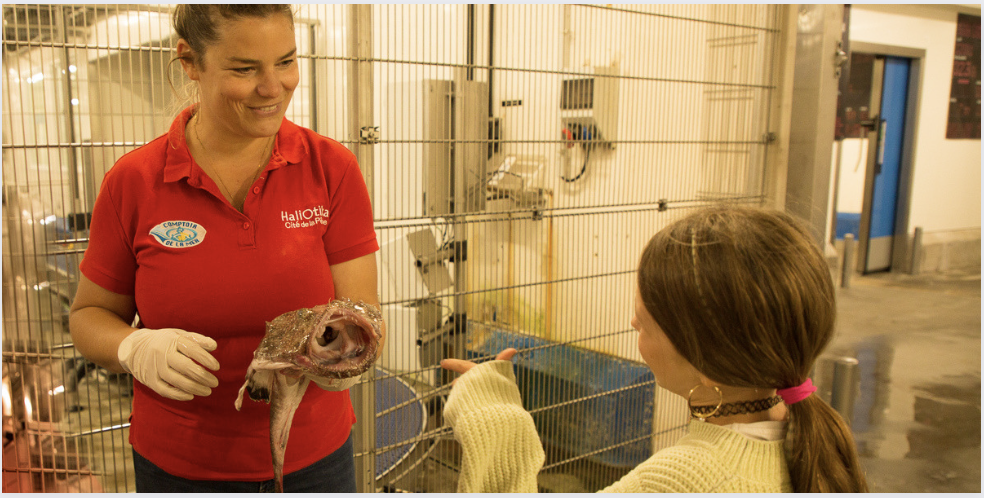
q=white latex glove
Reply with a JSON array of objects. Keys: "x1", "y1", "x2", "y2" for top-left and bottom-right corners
[{"x1": 117, "y1": 328, "x2": 220, "y2": 401}]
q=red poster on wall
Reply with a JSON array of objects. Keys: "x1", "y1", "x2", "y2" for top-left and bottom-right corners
[{"x1": 946, "y1": 14, "x2": 981, "y2": 139}]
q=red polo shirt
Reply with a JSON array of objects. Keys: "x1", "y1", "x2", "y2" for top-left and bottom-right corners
[{"x1": 79, "y1": 107, "x2": 379, "y2": 480}]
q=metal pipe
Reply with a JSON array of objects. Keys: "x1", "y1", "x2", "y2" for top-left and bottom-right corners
[
  {"x1": 813, "y1": 355, "x2": 860, "y2": 424},
  {"x1": 910, "y1": 226, "x2": 923, "y2": 274},
  {"x1": 828, "y1": 356, "x2": 860, "y2": 424},
  {"x1": 841, "y1": 233, "x2": 855, "y2": 288},
  {"x1": 466, "y1": 4, "x2": 475, "y2": 81},
  {"x1": 57, "y1": 7, "x2": 82, "y2": 209},
  {"x1": 487, "y1": 4, "x2": 495, "y2": 116}
]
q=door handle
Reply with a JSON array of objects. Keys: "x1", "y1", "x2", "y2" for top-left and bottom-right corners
[{"x1": 875, "y1": 119, "x2": 887, "y2": 175}]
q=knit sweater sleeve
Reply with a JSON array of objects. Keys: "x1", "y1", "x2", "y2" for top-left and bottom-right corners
[
  {"x1": 443, "y1": 360, "x2": 545, "y2": 493},
  {"x1": 598, "y1": 445, "x2": 721, "y2": 493}
]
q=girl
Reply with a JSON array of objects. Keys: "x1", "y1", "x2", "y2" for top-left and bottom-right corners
[{"x1": 441, "y1": 206, "x2": 868, "y2": 492}]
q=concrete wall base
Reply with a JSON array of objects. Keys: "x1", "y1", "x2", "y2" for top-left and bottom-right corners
[
  {"x1": 913, "y1": 228, "x2": 981, "y2": 274},
  {"x1": 831, "y1": 228, "x2": 980, "y2": 277}
]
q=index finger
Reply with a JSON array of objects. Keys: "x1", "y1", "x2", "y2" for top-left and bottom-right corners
[
  {"x1": 176, "y1": 336, "x2": 221, "y2": 371},
  {"x1": 495, "y1": 348, "x2": 518, "y2": 362},
  {"x1": 439, "y1": 358, "x2": 476, "y2": 375}
]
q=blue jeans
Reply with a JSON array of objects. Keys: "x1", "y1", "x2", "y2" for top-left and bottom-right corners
[{"x1": 132, "y1": 435, "x2": 357, "y2": 492}]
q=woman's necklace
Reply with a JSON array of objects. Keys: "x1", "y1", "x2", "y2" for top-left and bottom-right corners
[{"x1": 192, "y1": 115, "x2": 274, "y2": 211}]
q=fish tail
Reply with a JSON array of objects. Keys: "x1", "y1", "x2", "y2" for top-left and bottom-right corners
[{"x1": 269, "y1": 374, "x2": 311, "y2": 493}]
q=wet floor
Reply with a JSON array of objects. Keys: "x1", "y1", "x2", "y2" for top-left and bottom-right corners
[{"x1": 828, "y1": 270, "x2": 981, "y2": 493}]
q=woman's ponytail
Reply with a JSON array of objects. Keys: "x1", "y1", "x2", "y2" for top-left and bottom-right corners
[{"x1": 785, "y1": 396, "x2": 869, "y2": 492}]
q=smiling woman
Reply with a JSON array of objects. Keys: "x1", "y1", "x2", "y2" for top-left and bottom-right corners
[
  {"x1": 174, "y1": 6, "x2": 299, "y2": 211},
  {"x1": 68, "y1": 4, "x2": 382, "y2": 493}
]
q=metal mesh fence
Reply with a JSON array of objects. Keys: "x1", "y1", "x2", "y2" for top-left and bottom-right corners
[{"x1": 2, "y1": 4, "x2": 783, "y2": 492}]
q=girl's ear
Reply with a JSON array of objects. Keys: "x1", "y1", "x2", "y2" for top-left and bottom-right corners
[
  {"x1": 175, "y1": 39, "x2": 201, "y2": 81},
  {"x1": 695, "y1": 370, "x2": 719, "y2": 389}
]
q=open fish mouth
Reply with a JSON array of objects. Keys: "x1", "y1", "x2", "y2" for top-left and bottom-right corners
[{"x1": 299, "y1": 308, "x2": 379, "y2": 378}]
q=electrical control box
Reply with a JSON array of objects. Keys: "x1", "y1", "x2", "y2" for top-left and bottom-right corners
[
  {"x1": 417, "y1": 79, "x2": 490, "y2": 216},
  {"x1": 560, "y1": 65, "x2": 619, "y2": 147}
]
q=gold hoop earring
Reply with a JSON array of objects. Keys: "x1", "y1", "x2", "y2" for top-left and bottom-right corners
[{"x1": 687, "y1": 384, "x2": 723, "y2": 421}]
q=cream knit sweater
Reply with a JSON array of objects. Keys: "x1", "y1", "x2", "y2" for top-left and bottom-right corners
[{"x1": 443, "y1": 360, "x2": 793, "y2": 493}]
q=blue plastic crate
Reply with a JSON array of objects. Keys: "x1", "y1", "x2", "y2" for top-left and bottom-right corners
[{"x1": 467, "y1": 326, "x2": 655, "y2": 468}]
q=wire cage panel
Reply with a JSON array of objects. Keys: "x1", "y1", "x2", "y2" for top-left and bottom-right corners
[{"x1": 2, "y1": 4, "x2": 784, "y2": 493}]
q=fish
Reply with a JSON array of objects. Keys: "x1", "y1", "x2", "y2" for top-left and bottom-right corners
[{"x1": 234, "y1": 298, "x2": 383, "y2": 492}]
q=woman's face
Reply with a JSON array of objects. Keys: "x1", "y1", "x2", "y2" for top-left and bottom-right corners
[
  {"x1": 180, "y1": 14, "x2": 299, "y2": 140},
  {"x1": 631, "y1": 288, "x2": 698, "y2": 397}
]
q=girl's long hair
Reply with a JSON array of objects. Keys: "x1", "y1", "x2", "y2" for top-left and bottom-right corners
[{"x1": 637, "y1": 206, "x2": 868, "y2": 492}]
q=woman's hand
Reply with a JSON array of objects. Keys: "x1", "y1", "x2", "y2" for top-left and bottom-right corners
[
  {"x1": 117, "y1": 328, "x2": 220, "y2": 401},
  {"x1": 440, "y1": 348, "x2": 518, "y2": 381}
]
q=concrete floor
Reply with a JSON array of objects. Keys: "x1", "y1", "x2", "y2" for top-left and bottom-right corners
[{"x1": 828, "y1": 269, "x2": 981, "y2": 493}]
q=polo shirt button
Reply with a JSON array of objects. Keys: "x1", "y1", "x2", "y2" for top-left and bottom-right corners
[
  {"x1": 253, "y1": 186, "x2": 260, "y2": 194},
  {"x1": 243, "y1": 222, "x2": 250, "y2": 230}
]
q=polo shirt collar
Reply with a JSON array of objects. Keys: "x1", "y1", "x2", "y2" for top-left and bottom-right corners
[{"x1": 164, "y1": 105, "x2": 309, "y2": 184}]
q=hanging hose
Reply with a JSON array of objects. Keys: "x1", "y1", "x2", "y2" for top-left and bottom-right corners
[
  {"x1": 561, "y1": 124, "x2": 595, "y2": 183},
  {"x1": 561, "y1": 145, "x2": 591, "y2": 183}
]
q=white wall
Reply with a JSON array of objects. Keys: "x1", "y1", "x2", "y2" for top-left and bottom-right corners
[
  {"x1": 842, "y1": 5, "x2": 981, "y2": 235},
  {"x1": 834, "y1": 139, "x2": 869, "y2": 214}
]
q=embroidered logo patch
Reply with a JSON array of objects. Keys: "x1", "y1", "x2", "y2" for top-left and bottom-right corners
[
  {"x1": 281, "y1": 205, "x2": 329, "y2": 229},
  {"x1": 150, "y1": 220, "x2": 206, "y2": 248}
]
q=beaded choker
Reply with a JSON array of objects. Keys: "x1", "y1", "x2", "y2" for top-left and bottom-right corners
[{"x1": 690, "y1": 395, "x2": 783, "y2": 420}]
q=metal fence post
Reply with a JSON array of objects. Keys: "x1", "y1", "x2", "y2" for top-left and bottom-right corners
[
  {"x1": 813, "y1": 355, "x2": 860, "y2": 424},
  {"x1": 829, "y1": 356, "x2": 860, "y2": 421},
  {"x1": 841, "y1": 233, "x2": 855, "y2": 288},
  {"x1": 910, "y1": 226, "x2": 923, "y2": 275},
  {"x1": 348, "y1": 4, "x2": 376, "y2": 493}
]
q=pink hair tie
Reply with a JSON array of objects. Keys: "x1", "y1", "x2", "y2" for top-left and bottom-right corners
[{"x1": 777, "y1": 378, "x2": 816, "y2": 405}]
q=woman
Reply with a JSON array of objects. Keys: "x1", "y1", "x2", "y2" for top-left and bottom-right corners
[
  {"x1": 69, "y1": 5, "x2": 381, "y2": 492},
  {"x1": 441, "y1": 206, "x2": 869, "y2": 492}
]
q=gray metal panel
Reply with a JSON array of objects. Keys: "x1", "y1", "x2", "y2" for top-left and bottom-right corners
[
  {"x1": 422, "y1": 79, "x2": 453, "y2": 216},
  {"x1": 891, "y1": 56, "x2": 922, "y2": 273},
  {"x1": 858, "y1": 57, "x2": 885, "y2": 273},
  {"x1": 421, "y1": 79, "x2": 489, "y2": 217},
  {"x1": 453, "y1": 79, "x2": 489, "y2": 214},
  {"x1": 784, "y1": 4, "x2": 844, "y2": 246},
  {"x1": 866, "y1": 235, "x2": 894, "y2": 272}
]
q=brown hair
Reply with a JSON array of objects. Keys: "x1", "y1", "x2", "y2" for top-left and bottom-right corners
[
  {"x1": 167, "y1": 5, "x2": 294, "y2": 105},
  {"x1": 637, "y1": 206, "x2": 868, "y2": 492},
  {"x1": 172, "y1": 4, "x2": 294, "y2": 68}
]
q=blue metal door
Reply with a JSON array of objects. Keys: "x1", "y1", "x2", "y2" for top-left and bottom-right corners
[{"x1": 865, "y1": 56, "x2": 910, "y2": 272}]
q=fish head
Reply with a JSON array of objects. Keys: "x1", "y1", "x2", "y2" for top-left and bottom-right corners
[
  {"x1": 236, "y1": 299, "x2": 383, "y2": 407},
  {"x1": 294, "y1": 299, "x2": 382, "y2": 379}
]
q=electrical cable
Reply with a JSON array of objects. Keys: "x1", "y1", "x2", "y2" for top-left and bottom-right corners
[
  {"x1": 561, "y1": 144, "x2": 591, "y2": 183},
  {"x1": 853, "y1": 123, "x2": 867, "y2": 173},
  {"x1": 437, "y1": 218, "x2": 452, "y2": 250}
]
